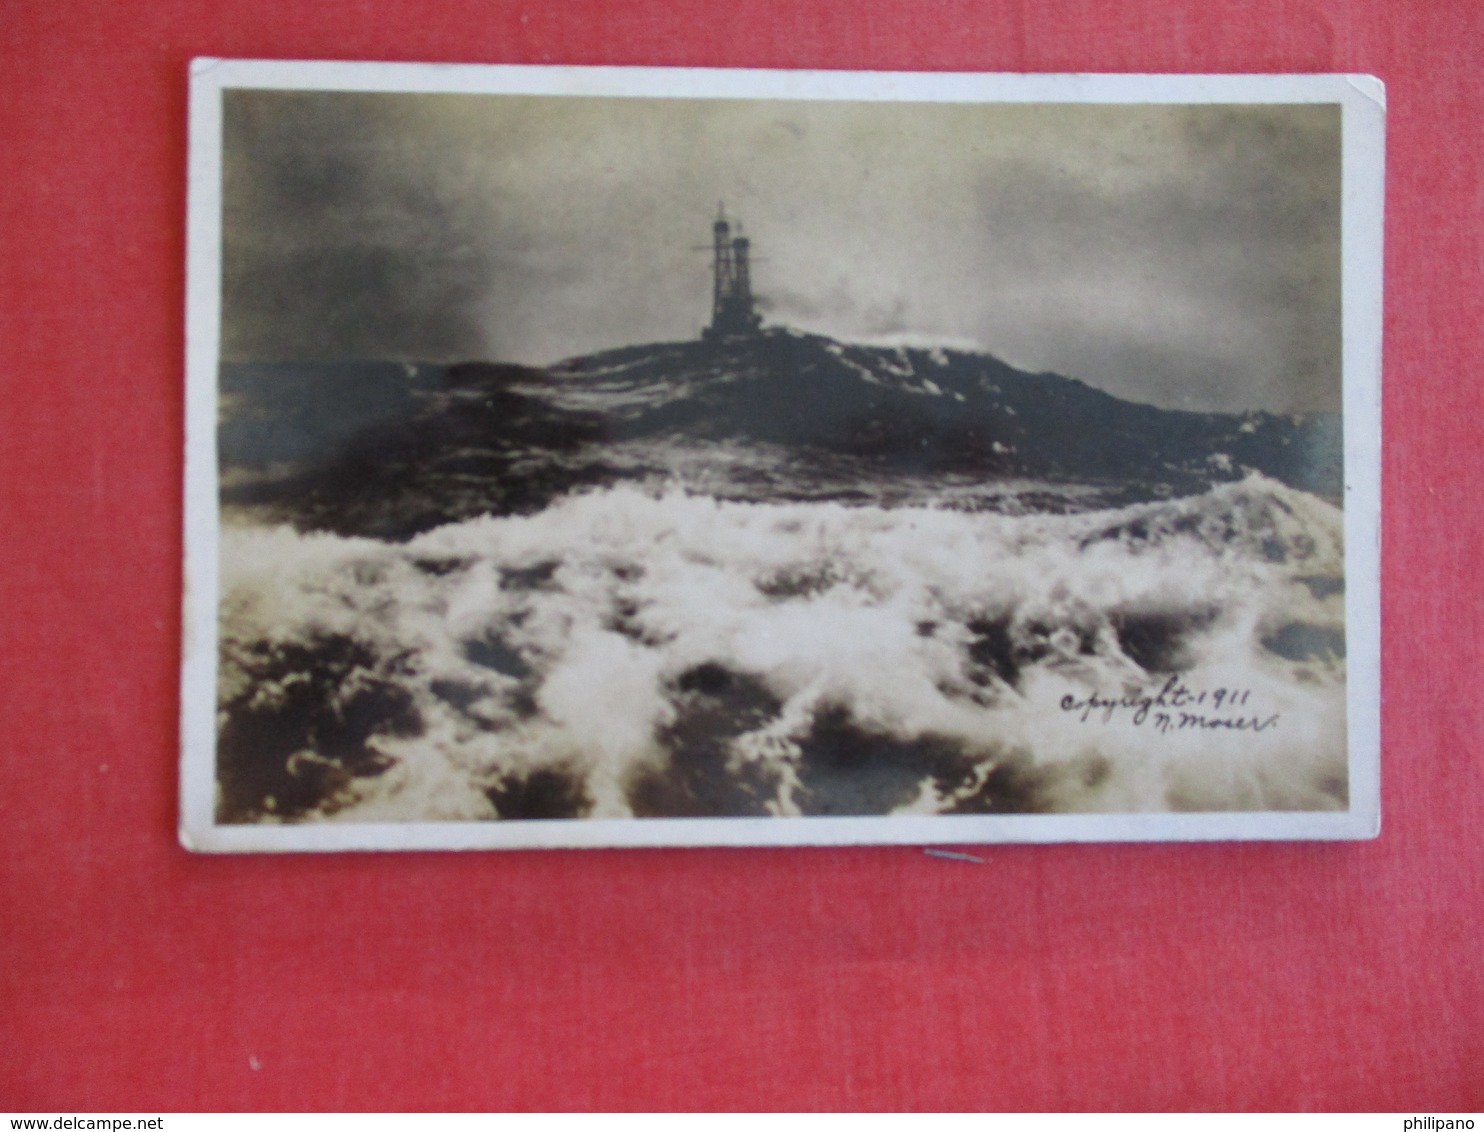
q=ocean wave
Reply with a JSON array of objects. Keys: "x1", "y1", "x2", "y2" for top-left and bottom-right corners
[{"x1": 215, "y1": 474, "x2": 1346, "y2": 824}]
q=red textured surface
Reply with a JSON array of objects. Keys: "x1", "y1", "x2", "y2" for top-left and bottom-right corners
[{"x1": 2, "y1": 0, "x2": 1481, "y2": 1112}]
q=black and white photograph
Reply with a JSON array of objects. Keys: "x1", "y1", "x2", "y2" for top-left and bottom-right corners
[{"x1": 180, "y1": 63, "x2": 1382, "y2": 850}]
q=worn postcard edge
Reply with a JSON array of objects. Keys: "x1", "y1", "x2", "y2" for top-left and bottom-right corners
[{"x1": 179, "y1": 62, "x2": 1384, "y2": 852}]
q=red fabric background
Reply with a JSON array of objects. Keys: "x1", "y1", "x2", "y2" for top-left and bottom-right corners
[{"x1": 2, "y1": 0, "x2": 1480, "y2": 1112}]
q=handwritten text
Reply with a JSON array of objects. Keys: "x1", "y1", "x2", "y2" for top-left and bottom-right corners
[{"x1": 1059, "y1": 676, "x2": 1279, "y2": 735}]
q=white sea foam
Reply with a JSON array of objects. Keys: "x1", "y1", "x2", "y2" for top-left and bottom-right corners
[{"x1": 216, "y1": 475, "x2": 1346, "y2": 823}]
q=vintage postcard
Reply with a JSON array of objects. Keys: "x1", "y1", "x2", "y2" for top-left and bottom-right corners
[{"x1": 181, "y1": 62, "x2": 1383, "y2": 851}]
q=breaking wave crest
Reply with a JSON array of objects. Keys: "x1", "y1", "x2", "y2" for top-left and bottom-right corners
[{"x1": 216, "y1": 475, "x2": 1346, "y2": 823}]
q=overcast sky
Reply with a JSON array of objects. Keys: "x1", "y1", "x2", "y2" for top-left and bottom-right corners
[{"x1": 221, "y1": 90, "x2": 1341, "y2": 413}]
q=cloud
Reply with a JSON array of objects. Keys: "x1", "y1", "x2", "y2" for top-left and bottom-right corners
[{"x1": 220, "y1": 92, "x2": 1340, "y2": 412}]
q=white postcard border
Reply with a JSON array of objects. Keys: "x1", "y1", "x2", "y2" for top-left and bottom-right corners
[{"x1": 181, "y1": 62, "x2": 1384, "y2": 853}]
